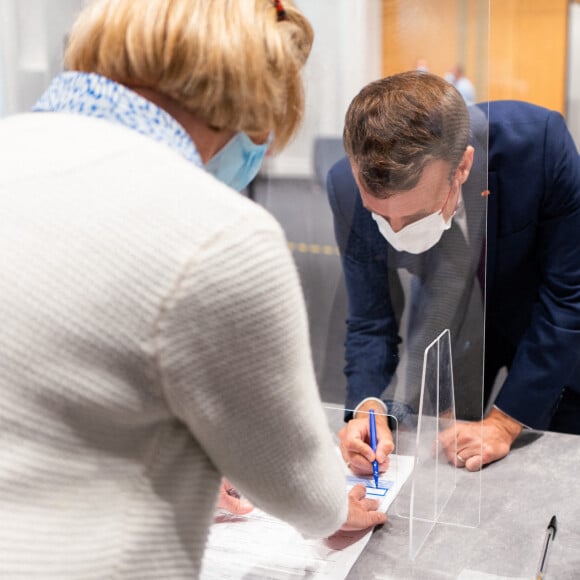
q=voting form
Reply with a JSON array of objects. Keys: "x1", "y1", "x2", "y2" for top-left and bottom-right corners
[{"x1": 200, "y1": 454, "x2": 414, "y2": 579}]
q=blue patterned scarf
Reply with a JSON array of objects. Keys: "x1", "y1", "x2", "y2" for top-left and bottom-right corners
[{"x1": 34, "y1": 72, "x2": 203, "y2": 168}]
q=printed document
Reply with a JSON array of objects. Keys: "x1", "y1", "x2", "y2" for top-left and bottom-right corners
[{"x1": 200, "y1": 454, "x2": 414, "y2": 579}]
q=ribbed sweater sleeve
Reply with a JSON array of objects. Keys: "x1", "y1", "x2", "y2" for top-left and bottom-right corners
[{"x1": 154, "y1": 214, "x2": 349, "y2": 538}]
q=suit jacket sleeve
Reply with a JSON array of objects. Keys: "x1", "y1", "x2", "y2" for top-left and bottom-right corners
[
  {"x1": 326, "y1": 158, "x2": 400, "y2": 417},
  {"x1": 492, "y1": 107, "x2": 580, "y2": 428}
]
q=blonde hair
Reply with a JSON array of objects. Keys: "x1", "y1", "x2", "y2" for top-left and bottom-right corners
[{"x1": 65, "y1": 0, "x2": 313, "y2": 151}]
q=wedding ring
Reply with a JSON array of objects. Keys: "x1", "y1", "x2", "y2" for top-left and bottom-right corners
[{"x1": 456, "y1": 453, "x2": 466, "y2": 464}]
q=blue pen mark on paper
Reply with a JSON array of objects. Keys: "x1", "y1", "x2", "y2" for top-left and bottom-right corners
[
  {"x1": 346, "y1": 475, "x2": 393, "y2": 498},
  {"x1": 364, "y1": 486, "x2": 388, "y2": 497}
]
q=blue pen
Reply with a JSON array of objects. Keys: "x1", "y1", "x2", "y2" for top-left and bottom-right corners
[{"x1": 369, "y1": 409, "x2": 379, "y2": 488}]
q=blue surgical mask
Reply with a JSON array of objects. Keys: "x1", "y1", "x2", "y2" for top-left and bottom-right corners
[{"x1": 205, "y1": 132, "x2": 271, "y2": 191}]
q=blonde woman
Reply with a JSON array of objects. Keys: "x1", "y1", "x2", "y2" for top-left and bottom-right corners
[{"x1": 0, "y1": 0, "x2": 385, "y2": 578}]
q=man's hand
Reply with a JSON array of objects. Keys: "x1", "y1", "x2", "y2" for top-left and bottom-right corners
[
  {"x1": 438, "y1": 407, "x2": 523, "y2": 471},
  {"x1": 339, "y1": 484, "x2": 387, "y2": 531},
  {"x1": 338, "y1": 401, "x2": 394, "y2": 476},
  {"x1": 216, "y1": 478, "x2": 254, "y2": 515}
]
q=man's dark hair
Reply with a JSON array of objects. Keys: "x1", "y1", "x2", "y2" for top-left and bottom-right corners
[{"x1": 343, "y1": 71, "x2": 470, "y2": 198}]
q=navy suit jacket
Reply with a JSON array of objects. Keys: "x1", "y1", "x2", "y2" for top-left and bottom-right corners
[{"x1": 327, "y1": 101, "x2": 580, "y2": 430}]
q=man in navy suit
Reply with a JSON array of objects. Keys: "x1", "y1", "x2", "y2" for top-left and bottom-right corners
[{"x1": 327, "y1": 71, "x2": 580, "y2": 472}]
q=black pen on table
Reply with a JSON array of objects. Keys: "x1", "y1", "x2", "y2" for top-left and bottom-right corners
[{"x1": 536, "y1": 515, "x2": 557, "y2": 580}]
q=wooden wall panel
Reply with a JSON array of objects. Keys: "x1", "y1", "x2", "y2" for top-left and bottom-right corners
[
  {"x1": 381, "y1": 0, "x2": 488, "y2": 103},
  {"x1": 382, "y1": 0, "x2": 460, "y2": 76},
  {"x1": 382, "y1": 0, "x2": 569, "y2": 114},
  {"x1": 489, "y1": 0, "x2": 568, "y2": 113}
]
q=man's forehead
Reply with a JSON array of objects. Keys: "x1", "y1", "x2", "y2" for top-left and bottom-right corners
[{"x1": 350, "y1": 158, "x2": 452, "y2": 201}]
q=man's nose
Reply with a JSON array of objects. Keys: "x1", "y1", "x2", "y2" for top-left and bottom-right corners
[{"x1": 387, "y1": 216, "x2": 406, "y2": 233}]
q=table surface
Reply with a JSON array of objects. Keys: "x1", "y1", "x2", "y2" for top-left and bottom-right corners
[{"x1": 344, "y1": 427, "x2": 580, "y2": 580}]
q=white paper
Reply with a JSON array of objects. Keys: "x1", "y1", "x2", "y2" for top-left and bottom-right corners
[{"x1": 200, "y1": 454, "x2": 415, "y2": 580}]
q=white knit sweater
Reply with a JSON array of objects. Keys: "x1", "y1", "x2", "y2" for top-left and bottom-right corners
[{"x1": 0, "y1": 113, "x2": 348, "y2": 579}]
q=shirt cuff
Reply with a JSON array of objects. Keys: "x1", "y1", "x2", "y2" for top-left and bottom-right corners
[{"x1": 353, "y1": 397, "x2": 388, "y2": 419}]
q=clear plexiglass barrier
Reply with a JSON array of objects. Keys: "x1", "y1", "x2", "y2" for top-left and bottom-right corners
[
  {"x1": 253, "y1": 0, "x2": 489, "y2": 568},
  {"x1": 397, "y1": 330, "x2": 482, "y2": 560},
  {"x1": 323, "y1": 329, "x2": 483, "y2": 562}
]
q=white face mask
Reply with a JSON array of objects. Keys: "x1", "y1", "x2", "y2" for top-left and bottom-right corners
[{"x1": 371, "y1": 209, "x2": 453, "y2": 254}]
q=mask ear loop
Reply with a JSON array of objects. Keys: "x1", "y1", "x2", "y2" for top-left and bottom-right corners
[{"x1": 439, "y1": 170, "x2": 461, "y2": 217}]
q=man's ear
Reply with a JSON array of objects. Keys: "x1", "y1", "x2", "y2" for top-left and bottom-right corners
[{"x1": 456, "y1": 146, "x2": 474, "y2": 185}]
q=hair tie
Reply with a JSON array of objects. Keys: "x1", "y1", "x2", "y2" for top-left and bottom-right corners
[{"x1": 273, "y1": 0, "x2": 288, "y2": 22}]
